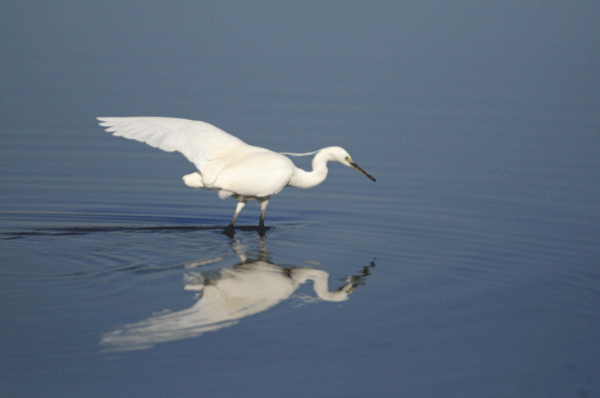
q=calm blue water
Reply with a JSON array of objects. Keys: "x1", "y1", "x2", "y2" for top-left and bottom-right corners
[{"x1": 2, "y1": 2, "x2": 599, "y2": 397}]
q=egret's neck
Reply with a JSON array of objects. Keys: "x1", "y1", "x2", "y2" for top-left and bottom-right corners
[{"x1": 287, "y1": 150, "x2": 331, "y2": 189}]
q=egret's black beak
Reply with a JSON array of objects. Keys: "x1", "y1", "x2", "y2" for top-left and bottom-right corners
[{"x1": 350, "y1": 161, "x2": 376, "y2": 182}]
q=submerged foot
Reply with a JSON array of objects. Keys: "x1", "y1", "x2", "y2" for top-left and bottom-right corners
[{"x1": 223, "y1": 224, "x2": 235, "y2": 238}]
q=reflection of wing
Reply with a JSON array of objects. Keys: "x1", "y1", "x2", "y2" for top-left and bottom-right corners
[
  {"x1": 100, "y1": 301, "x2": 240, "y2": 352},
  {"x1": 97, "y1": 117, "x2": 248, "y2": 173}
]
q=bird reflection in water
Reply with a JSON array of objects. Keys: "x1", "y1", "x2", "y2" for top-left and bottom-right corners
[{"x1": 100, "y1": 239, "x2": 375, "y2": 352}]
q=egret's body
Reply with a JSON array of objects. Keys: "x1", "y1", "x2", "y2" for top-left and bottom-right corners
[{"x1": 98, "y1": 117, "x2": 375, "y2": 228}]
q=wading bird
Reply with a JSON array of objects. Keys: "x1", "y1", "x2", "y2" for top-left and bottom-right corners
[{"x1": 98, "y1": 117, "x2": 375, "y2": 229}]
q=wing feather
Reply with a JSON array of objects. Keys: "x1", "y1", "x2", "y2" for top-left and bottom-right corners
[{"x1": 97, "y1": 116, "x2": 248, "y2": 172}]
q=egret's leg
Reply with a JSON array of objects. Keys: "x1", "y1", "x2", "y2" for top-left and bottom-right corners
[
  {"x1": 229, "y1": 201, "x2": 246, "y2": 227},
  {"x1": 259, "y1": 199, "x2": 269, "y2": 227}
]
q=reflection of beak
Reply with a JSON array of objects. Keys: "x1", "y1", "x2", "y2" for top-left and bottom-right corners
[
  {"x1": 341, "y1": 260, "x2": 375, "y2": 295},
  {"x1": 350, "y1": 161, "x2": 376, "y2": 182}
]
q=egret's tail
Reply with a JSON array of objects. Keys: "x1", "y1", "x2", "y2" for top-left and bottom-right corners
[{"x1": 182, "y1": 172, "x2": 204, "y2": 188}]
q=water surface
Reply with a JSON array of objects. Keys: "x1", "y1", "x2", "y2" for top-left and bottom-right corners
[{"x1": 1, "y1": 2, "x2": 599, "y2": 397}]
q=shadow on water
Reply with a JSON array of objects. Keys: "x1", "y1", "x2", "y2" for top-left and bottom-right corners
[
  {"x1": 100, "y1": 238, "x2": 375, "y2": 352},
  {"x1": 1, "y1": 225, "x2": 272, "y2": 239},
  {"x1": 0, "y1": 210, "x2": 276, "y2": 239}
]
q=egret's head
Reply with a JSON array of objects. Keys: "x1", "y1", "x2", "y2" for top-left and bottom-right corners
[{"x1": 328, "y1": 146, "x2": 376, "y2": 182}]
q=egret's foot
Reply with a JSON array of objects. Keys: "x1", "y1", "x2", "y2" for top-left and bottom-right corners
[{"x1": 223, "y1": 224, "x2": 235, "y2": 238}]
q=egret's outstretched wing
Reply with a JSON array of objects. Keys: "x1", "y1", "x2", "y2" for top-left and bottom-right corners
[{"x1": 97, "y1": 117, "x2": 247, "y2": 171}]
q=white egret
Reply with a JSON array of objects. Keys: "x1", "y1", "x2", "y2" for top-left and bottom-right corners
[{"x1": 97, "y1": 117, "x2": 375, "y2": 228}]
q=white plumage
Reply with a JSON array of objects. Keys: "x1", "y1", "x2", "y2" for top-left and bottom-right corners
[{"x1": 98, "y1": 116, "x2": 375, "y2": 228}]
